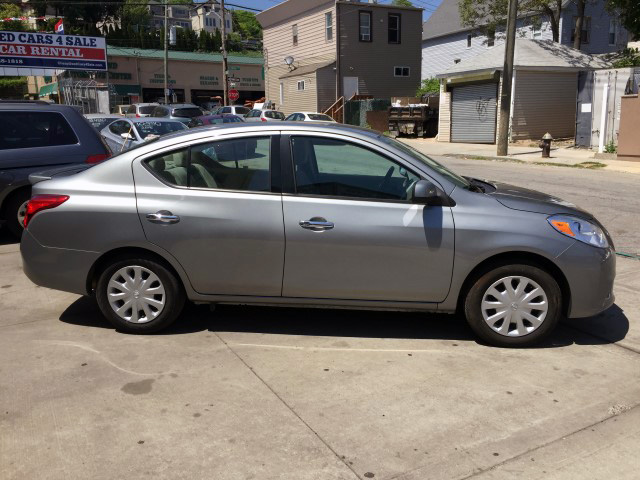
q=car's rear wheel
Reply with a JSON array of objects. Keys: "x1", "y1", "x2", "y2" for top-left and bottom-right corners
[
  {"x1": 96, "y1": 257, "x2": 185, "y2": 333},
  {"x1": 2, "y1": 188, "x2": 31, "y2": 239},
  {"x1": 464, "y1": 264, "x2": 562, "y2": 347}
]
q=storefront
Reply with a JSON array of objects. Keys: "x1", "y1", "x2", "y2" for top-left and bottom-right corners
[
  {"x1": 32, "y1": 46, "x2": 264, "y2": 108},
  {"x1": 107, "y1": 46, "x2": 264, "y2": 106}
]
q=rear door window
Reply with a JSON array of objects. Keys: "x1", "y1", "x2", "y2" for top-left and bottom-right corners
[
  {"x1": 265, "y1": 111, "x2": 285, "y2": 120},
  {"x1": 139, "y1": 105, "x2": 156, "y2": 114},
  {"x1": 190, "y1": 137, "x2": 271, "y2": 192},
  {"x1": 0, "y1": 111, "x2": 78, "y2": 150},
  {"x1": 234, "y1": 107, "x2": 250, "y2": 115}
]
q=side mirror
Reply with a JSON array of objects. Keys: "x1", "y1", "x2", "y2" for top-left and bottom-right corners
[{"x1": 412, "y1": 179, "x2": 441, "y2": 205}]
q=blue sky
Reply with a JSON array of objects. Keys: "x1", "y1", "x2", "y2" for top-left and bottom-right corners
[{"x1": 226, "y1": 0, "x2": 441, "y2": 22}]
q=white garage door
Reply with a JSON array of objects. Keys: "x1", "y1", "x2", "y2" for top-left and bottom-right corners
[{"x1": 451, "y1": 83, "x2": 498, "y2": 143}]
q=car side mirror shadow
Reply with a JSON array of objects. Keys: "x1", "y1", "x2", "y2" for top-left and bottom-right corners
[{"x1": 412, "y1": 179, "x2": 455, "y2": 206}]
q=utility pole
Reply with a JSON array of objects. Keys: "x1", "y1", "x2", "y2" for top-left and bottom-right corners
[
  {"x1": 164, "y1": 1, "x2": 169, "y2": 105},
  {"x1": 497, "y1": 0, "x2": 518, "y2": 156},
  {"x1": 220, "y1": 0, "x2": 229, "y2": 106}
]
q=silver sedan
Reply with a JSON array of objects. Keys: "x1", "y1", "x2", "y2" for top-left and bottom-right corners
[{"x1": 20, "y1": 123, "x2": 615, "y2": 347}]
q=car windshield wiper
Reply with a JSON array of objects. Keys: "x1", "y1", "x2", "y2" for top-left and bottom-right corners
[{"x1": 464, "y1": 177, "x2": 486, "y2": 193}]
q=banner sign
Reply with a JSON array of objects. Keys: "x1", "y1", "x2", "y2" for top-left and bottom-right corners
[{"x1": 0, "y1": 31, "x2": 106, "y2": 71}]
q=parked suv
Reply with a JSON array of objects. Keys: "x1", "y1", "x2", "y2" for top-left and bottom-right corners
[
  {"x1": 0, "y1": 101, "x2": 111, "y2": 238},
  {"x1": 124, "y1": 103, "x2": 159, "y2": 118},
  {"x1": 150, "y1": 104, "x2": 204, "y2": 124}
]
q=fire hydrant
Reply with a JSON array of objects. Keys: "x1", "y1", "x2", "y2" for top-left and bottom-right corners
[{"x1": 539, "y1": 132, "x2": 553, "y2": 158}]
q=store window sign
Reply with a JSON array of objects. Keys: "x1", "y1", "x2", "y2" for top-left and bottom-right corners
[
  {"x1": 149, "y1": 73, "x2": 176, "y2": 85},
  {"x1": 200, "y1": 75, "x2": 219, "y2": 86}
]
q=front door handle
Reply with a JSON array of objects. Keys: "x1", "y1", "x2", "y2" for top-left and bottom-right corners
[
  {"x1": 299, "y1": 217, "x2": 334, "y2": 231},
  {"x1": 146, "y1": 210, "x2": 180, "y2": 224}
]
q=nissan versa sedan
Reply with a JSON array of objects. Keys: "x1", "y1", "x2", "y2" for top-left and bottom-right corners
[{"x1": 20, "y1": 123, "x2": 615, "y2": 347}]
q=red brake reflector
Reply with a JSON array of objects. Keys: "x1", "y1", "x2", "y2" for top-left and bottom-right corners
[
  {"x1": 86, "y1": 153, "x2": 110, "y2": 164},
  {"x1": 23, "y1": 194, "x2": 69, "y2": 228},
  {"x1": 261, "y1": 117, "x2": 267, "y2": 122}
]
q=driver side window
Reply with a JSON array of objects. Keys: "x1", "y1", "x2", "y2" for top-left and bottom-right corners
[{"x1": 290, "y1": 136, "x2": 420, "y2": 201}]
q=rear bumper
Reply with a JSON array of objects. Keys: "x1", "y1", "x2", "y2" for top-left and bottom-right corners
[
  {"x1": 557, "y1": 241, "x2": 616, "y2": 318},
  {"x1": 21, "y1": 229, "x2": 99, "y2": 296}
]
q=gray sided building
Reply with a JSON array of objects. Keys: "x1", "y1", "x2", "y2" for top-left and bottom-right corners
[
  {"x1": 257, "y1": 0, "x2": 422, "y2": 117},
  {"x1": 422, "y1": 0, "x2": 628, "y2": 80}
]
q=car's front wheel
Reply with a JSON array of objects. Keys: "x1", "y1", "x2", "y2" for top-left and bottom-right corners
[
  {"x1": 464, "y1": 264, "x2": 562, "y2": 347},
  {"x1": 96, "y1": 257, "x2": 185, "y2": 333}
]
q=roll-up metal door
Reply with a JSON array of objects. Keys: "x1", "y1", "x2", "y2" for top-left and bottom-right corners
[{"x1": 451, "y1": 83, "x2": 497, "y2": 143}]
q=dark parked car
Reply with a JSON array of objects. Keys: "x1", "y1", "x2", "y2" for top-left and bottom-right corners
[
  {"x1": 191, "y1": 114, "x2": 245, "y2": 126},
  {"x1": 0, "y1": 101, "x2": 111, "y2": 238}
]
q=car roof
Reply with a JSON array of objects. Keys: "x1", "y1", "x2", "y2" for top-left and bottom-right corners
[
  {"x1": 198, "y1": 114, "x2": 241, "y2": 119},
  {"x1": 167, "y1": 103, "x2": 200, "y2": 109},
  {"x1": 0, "y1": 102, "x2": 79, "y2": 112},
  {"x1": 128, "y1": 117, "x2": 185, "y2": 124},
  {"x1": 84, "y1": 113, "x2": 121, "y2": 118},
  {"x1": 134, "y1": 103, "x2": 159, "y2": 106}
]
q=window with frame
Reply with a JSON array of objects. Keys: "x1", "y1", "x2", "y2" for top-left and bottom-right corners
[
  {"x1": 487, "y1": 28, "x2": 495, "y2": 47},
  {"x1": 325, "y1": 12, "x2": 333, "y2": 41},
  {"x1": 359, "y1": 11, "x2": 372, "y2": 42},
  {"x1": 0, "y1": 111, "x2": 79, "y2": 150},
  {"x1": 145, "y1": 137, "x2": 271, "y2": 192},
  {"x1": 571, "y1": 16, "x2": 591, "y2": 44},
  {"x1": 292, "y1": 24, "x2": 298, "y2": 46},
  {"x1": 608, "y1": 18, "x2": 616, "y2": 45},
  {"x1": 388, "y1": 14, "x2": 401, "y2": 44},
  {"x1": 297, "y1": 80, "x2": 305, "y2": 91},
  {"x1": 394, "y1": 66, "x2": 410, "y2": 77},
  {"x1": 466, "y1": 33, "x2": 472, "y2": 48},
  {"x1": 290, "y1": 136, "x2": 420, "y2": 201}
]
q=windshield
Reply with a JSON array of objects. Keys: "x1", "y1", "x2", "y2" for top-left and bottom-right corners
[
  {"x1": 134, "y1": 121, "x2": 187, "y2": 139},
  {"x1": 86, "y1": 117, "x2": 117, "y2": 131},
  {"x1": 139, "y1": 106, "x2": 155, "y2": 114},
  {"x1": 308, "y1": 114, "x2": 333, "y2": 121},
  {"x1": 172, "y1": 107, "x2": 203, "y2": 118},
  {"x1": 379, "y1": 136, "x2": 471, "y2": 189}
]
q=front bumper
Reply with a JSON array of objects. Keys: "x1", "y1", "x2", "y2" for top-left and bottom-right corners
[
  {"x1": 556, "y1": 241, "x2": 616, "y2": 318},
  {"x1": 21, "y1": 229, "x2": 99, "y2": 296}
]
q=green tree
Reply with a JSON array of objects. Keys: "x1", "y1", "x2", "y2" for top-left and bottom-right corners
[
  {"x1": 120, "y1": 0, "x2": 150, "y2": 32},
  {"x1": 231, "y1": 10, "x2": 262, "y2": 40},
  {"x1": 392, "y1": 0, "x2": 414, "y2": 6},
  {"x1": 416, "y1": 77, "x2": 440, "y2": 97},
  {"x1": 226, "y1": 31, "x2": 243, "y2": 52},
  {"x1": 0, "y1": 3, "x2": 28, "y2": 32},
  {"x1": 607, "y1": 0, "x2": 640, "y2": 38}
]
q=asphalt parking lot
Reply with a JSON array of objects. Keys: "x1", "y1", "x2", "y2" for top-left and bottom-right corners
[{"x1": 2, "y1": 159, "x2": 640, "y2": 480}]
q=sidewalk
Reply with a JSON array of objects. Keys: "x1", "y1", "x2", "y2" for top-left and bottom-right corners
[{"x1": 400, "y1": 138, "x2": 640, "y2": 175}]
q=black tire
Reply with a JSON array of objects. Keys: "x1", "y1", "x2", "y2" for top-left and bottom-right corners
[
  {"x1": 95, "y1": 257, "x2": 185, "y2": 334},
  {"x1": 2, "y1": 188, "x2": 31, "y2": 240},
  {"x1": 464, "y1": 264, "x2": 562, "y2": 347}
]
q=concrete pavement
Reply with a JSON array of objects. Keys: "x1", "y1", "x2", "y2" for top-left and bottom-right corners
[
  {"x1": 1, "y1": 225, "x2": 639, "y2": 479},
  {"x1": 401, "y1": 138, "x2": 640, "y2": 175}
]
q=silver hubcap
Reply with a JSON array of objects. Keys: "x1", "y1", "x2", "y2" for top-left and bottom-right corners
[
  {"x1": 107, "y1": 266, "x2": 165, "y2": 323},
  {"x1": 481, "y1": 276, "x2": 548, "y2": 337},
  {"x1": 17, "y1": 200, "x2": 29, "y2": 228}
]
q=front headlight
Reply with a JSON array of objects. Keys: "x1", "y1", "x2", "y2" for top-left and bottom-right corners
[{"x1": 547, "y1": 215, "x2": 609, "y2": 248}]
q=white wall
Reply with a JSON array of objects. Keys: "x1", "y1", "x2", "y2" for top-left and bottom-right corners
[{"x1": 422, "y1": 17, "x2": 554, "y2": 79}]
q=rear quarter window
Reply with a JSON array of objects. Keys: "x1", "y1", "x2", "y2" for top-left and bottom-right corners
[{"x1": 0, "y1": 111, "x2": 79, "y2": 150}]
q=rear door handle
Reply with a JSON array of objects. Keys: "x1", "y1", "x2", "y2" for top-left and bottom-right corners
[
  {"x1": 146, "y1": 210, "x2": 180, "y2": 224},
  {"x1": 299, "y1": 218, "x2": 334, "y2": 231}
]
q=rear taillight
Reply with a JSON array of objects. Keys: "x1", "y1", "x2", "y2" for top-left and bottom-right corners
[
  {"x1": 136, "y1": 113, "x2": 140, "y2": 118},
  {"x1": 23, "y1": 195, "x2": 69, "y2": 228},
  {"x1": 261, "y1": 117, "x2": 267, "y2": 122},
  {"x1": 86, "y1": 153, "x2": 110, "y2": 164}
]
